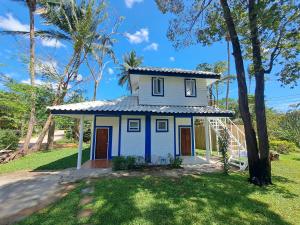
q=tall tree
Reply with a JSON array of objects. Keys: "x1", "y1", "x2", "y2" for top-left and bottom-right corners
[
  {"x1": 118, "y1": 50, "x2": 143, "y2": 89},
  {"x1": 156, "y1": 0, "x2": 299, "y2": 185},
  {"x1": 21, "y1": 0, "x2": 37, "y2": 154},
  {"x1": 31, "y1": 0, "x2": 107, "y2": 151}
]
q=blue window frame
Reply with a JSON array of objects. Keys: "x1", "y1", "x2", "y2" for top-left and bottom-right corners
[
  {"x1": 185, "y1": 79, "x2": 197, "y2": 97},
  {"x1": 127, "y1": 119, "x2": 141, "y2": 132},
  {"x1": 152, "y1": 77, "x2": 164, "y2": 96},
  {"x1": 156, "y1": 119, "x2": 168, "y2": 132}
]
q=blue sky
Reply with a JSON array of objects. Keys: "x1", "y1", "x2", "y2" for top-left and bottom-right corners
[{"x1": 0, "y1": 0, "x2": 299, "y2": 112}]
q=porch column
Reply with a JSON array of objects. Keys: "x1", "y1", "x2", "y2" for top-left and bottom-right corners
[
  {"x1": 204, "y1": 117, "x2": 211, "y2": 162},
  {"x1": 89, "y1": 116, "x2": 94, "y2": 160},
  {"x1": 77, "y1": 115, "x2": 84, "y2": 169}
]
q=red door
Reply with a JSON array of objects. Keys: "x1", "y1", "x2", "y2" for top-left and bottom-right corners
[
  {"x1": 95, "y1": 128, "x2": 109, "y2": 159},
  {"x1": 180, "y1": 127, "x2": 191, "y2": 156}
]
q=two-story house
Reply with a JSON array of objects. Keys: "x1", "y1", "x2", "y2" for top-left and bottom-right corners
[{"x1": 49, "y1": 67, "x2": 236, "y2": 169}]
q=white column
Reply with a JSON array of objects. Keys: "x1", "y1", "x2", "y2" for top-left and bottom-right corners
[
  {"x1": 77, "y1": 115, "x2": 84, "y2": 169},
  {"x1": 89, "y1": 116, "x2": 94, "y2": 160},
  {"x1": 204, "y1": 117, "x2": 211, "y2": 163},
  {"x1": 193, "y1": 116, "x2": 196, "y2": 158}
]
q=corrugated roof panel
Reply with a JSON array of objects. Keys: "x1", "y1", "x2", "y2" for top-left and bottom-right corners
[{"x1": 48, "y1": 96, "x2": 233, "y2": 115}]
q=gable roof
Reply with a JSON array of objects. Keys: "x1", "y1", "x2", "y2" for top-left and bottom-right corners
[
  {"x1": 48, "y1": 96, "x2": 233, "y2": 117},
  {"x1": 128, "y1": 67, "x2": 221, "y2": 79}
]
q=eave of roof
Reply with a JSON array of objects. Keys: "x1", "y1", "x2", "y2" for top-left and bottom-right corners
[{"x1": 128, "y1": 67, "x2": 221, "y2": 79}]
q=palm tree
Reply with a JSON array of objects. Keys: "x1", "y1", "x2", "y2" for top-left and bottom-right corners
[
  {"x1": 118, "y1": 50, "x2": 143, "y2": 89},
  {"x1": 31, "y1": 0, "x2": 107, "y2": 151},
  {"x1": 22, "y1": 0, "x2": 37, "y2": 154},
  {"x1": 225, "y1": 32, "x2": 231, "y2": 110}
]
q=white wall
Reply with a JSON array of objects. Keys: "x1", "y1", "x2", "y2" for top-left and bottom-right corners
[
  {"x1": 95, "y1": 116, "x2": 120, "y2": 157},
  {"x1": 151, "y1": 116, "x2": 174, "y2": 164},
  {"x1": 121, "y1": 115, "x2": 146, "y2": 157},
  {"x1": 137, "y1": 75, "x2": 208, "y2": 106},
  {"x1": 175, "y1": 117, "x2": 192, "y2": 155}
]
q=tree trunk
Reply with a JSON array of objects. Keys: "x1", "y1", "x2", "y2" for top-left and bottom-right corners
[
  {"x1": 31, "y1": 114, "x2": 53, "y2": 151},
  {"x1": 220, "y1": 0, "x2": 261, "y2": 184},
  {"x1": 225, "y1": 35, "x2": 230, "y2": 109},
  {"x1": 93, "y1": 80, "x2": 98, "y2": 101},
  {"x1": 46, "y1": 119, "x2": 55, "y2": 150},
  {"x1": 248, "y1": 0, "x2": 271, "y2": 185},
  {"x1": 22, "y1": 1, "x2": 36, "y2": 154}
]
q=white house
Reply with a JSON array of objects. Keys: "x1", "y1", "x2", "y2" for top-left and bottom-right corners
[{"x1": 48, "y1": 67, "x2": 245, "y2": 169}]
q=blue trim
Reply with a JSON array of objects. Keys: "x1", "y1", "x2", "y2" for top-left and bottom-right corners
[
  {"x1": 173, "y1": 116, "x2": 176, "y2": 157},
  {"x1": 191, "y1": 116, "x2": 195, "y2": 156},
  {"x1": 178, "y1": 125, "x2": 192, "y2": 156},
  {"x1": 118, "y1": 115, "x2": 122, "y2": 156},
  {"x1": 156, "y1": 119, "x2": 168, "y2": 132},
  {"x1": 51, "y1": 110, "x2": 234, "y2": 117},
  {"x1": 184, "y1": 79, "x2": 197, "y2": 97},
  {"x1": 128, "y1": 68, "x2": 220, "y2": 79},
  {"x1": 127, "y1": 118, "x2": 141, "y2": 132},
  {"x1": 93, "y1": 126, "x2": 113, "y2": 160},
  {"x1": 92, "y1": 115, "x2": 96, "y2": 160},
  {"x1": 152, "y1": 77, "x2": 164, "y2": 97},
  {"x1": 145, "y1": 115, "x2": 151, "y2": 162}
]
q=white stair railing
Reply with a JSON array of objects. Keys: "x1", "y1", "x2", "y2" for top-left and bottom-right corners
[{"x1": 208, "y1": 118, "x2": 248, "y2": 170}]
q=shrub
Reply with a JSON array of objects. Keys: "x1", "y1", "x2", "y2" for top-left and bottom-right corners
[
  {"x1": 269, "y1": 140, "x2": 298, "y2": 154},
  {"x1": 168, "y1": 155, "x2": 183, "y2": 168},
  {"x1": 0, "y1": 129, "x2": 20, "y2": 150},
  {"x1": 112, "y1": 156, "x2": 137, "y2": 171}
]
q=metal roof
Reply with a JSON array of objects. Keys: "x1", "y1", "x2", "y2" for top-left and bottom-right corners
[
  {"x1": 128, "y1": 67, "x2": 220, "y2": 79},
  {"x1": 48, "y1": 96, "x2": 233, "y2": 117}
]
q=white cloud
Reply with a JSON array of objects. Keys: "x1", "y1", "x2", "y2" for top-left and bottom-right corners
[
  {"x1": 124, "y1": 0, "x2": 143, "y2": 8},
  {"x1": 0, "y1": 13, "x2": 29, "y2": 32},
  {"x1": 41, "y1": 39, "x2": 65, "y2": 48},
  {"x1": 108, "y1": 68, "x2": 114, "y2": 75},
  {"x1": 169, "y1": 56, "x2": 175, "y2": 62},
  {"x1": 144, "y1": 42, "x2": 158, "y2": 51},
  {"x1": 125, "y1": 28, "x2": 149, "y2": 44}
]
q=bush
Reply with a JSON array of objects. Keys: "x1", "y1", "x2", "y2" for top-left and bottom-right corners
[
  {"x1": 112, "y1": 156, "x2": 137, "y2": 171},
  {"x1": 269, "y1": 140, "x2": 299, "y2": 154},
  {"x1": 168, "y1": 155, "x2": 183, "y2": 168},
  {"x1": 0, "y1": 129, "x2": 20, "y2": 150}
]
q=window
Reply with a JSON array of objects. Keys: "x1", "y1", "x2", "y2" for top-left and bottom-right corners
[
  {"x1": 152, "y1": 77, "x2": 164, "y2": 96},
  {"x1": 185, "y1": 79, "x2": 196, "y2": 97},
  {"x1": 156, "y1": 119, "x2": 168, "y2": 132},
  {"x1": 127, "y1": 119, "x2": 141, "y2": 132}
]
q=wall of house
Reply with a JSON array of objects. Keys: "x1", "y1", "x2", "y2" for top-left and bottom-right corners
[
  {"x1": 137, "y1": 75, "x2": 208, "y2": 106},
  {"x1": 95, "y1": 116, "x2": 120, "y2": 157},
  {"x1": 150, "y1": 116, "x2": 175, "y2": 164},
  {"x1": 120, "y1": 115, "x2": 146, "y2": 157},
  {"x1": 175, "y1": 117, "x2": 194, "y2": 156}
]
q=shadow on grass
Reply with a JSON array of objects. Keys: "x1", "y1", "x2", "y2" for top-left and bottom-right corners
[
  {"x1": 33, "y1": 148, "x2": 90, "y2": 171},
  {"x1": 17, "y1": 173, "x2": 294, "y2": 225}
]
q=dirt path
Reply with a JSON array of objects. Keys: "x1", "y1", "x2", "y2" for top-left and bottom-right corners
[{"x1": 18, "y1": 130, "x2": 65, "y2": 148}]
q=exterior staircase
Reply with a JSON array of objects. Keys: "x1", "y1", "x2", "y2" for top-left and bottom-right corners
[{"x1": 208, "y1": 118, "x2": 248, "y2": 170}]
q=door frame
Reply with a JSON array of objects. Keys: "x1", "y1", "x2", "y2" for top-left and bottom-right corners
[
  {"x1": 93, "y1": 126, "x2": 113, "y2": 160},
  {"x1": 178, "y1": 125, "x2": 192, "y2": 156}
]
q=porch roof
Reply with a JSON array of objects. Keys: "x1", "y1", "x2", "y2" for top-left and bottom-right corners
[{"x1": 48, "y1": 96, "x2": 233, "y2": 117}]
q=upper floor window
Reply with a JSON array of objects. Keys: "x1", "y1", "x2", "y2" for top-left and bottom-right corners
[
  {"x1": 185, "y1": 79, "x2": 196, "y2": 97},
  {"x1": 152, "y1": 77, "x2": 164, "y2": 96}
]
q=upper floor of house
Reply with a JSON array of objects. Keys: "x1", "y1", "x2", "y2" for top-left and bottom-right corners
[{"x1": 128, "y1": 67, "x2": 220, "y2": 107}]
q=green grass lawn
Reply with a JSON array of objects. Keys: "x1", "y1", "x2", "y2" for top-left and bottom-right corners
[
  {"x1": 0, "y1": 146, "x2": 90, "y2": 174},
  {"x1": 17, "y1": 153, "x2": 300, "y2": 225}
]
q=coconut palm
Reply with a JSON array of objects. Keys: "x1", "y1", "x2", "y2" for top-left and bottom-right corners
[
  {"x1": 31, "y1": 0, "x2": 107, "y2": 151},
  {"x1": 118, "y1": 50, "x2": 143, "y2": 89}
]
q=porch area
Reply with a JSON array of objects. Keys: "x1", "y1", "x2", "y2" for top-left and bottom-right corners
[{"x1": 82, "y1": 159, "x2": 112, "y2": 169}]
